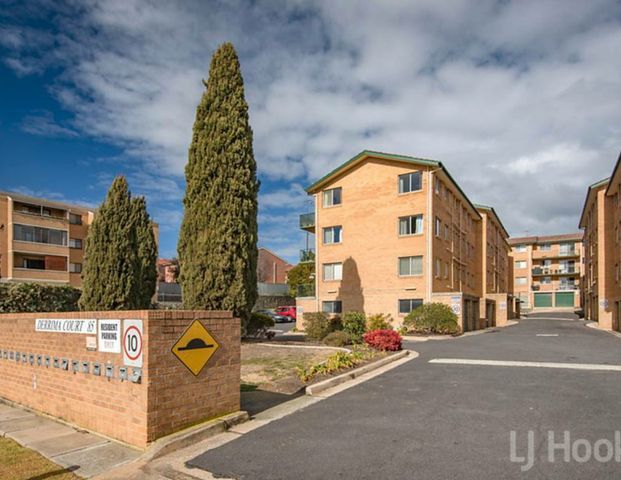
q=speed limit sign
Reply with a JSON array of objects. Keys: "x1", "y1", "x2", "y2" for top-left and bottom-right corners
[{"x1": 123, "y1": 319, "x2": 143, "y2": 367}]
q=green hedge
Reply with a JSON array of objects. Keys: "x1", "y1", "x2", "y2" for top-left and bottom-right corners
[
  {"x1": 0, "y1": 283, "x2": 81, "y2": 313},
  {"x1": 403, "y1": 303, "x2": 459, "y2": 334}
]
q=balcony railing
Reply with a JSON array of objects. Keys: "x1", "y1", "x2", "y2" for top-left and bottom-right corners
[
  {"x1": 299, "y1": 213, "x2": 315, "y2": 231},
  {"x1": 300, "y1": 248, "x2": 315, "y2": 263},
  {"x1": 296, "y1": 283, "x2": 315, "y2": 298},
  {"x1": 532, "y1": 267, "x2": 577, "y2": 275}
]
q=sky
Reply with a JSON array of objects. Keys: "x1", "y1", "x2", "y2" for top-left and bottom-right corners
[{"x1": 1, "y1": 0, "x2": 621, "y2": 263}]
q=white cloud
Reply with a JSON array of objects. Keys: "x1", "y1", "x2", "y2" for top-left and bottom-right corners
[{"x1": 3, "y1": 0, "x2": 621, "y2": 259}]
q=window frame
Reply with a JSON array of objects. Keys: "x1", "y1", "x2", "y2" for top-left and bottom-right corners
[
  {"x1": 398, "y1": 214, "x2": 424, "y2": 236},
  {"x1": 322, "y1": 187, "x2": 342, "y2": 208},
  {"x1": 322, "y1": 300, "x2": 342, "y2": 314},
  {"x1": 398, "y1": 255, "x2": 423, "y2": 277},
  {"x1": 322, "y1": 262, "x2": 343, "y2": 281},
  {"x1": 398, "y1": 298, "x2": 423, "y2": 315},
  {"x1": 322, "y1": 226, "x2": 342, "y2": 245},
  {"x1": 398, "y1": 172, "x2": 422, "y2": 194}
]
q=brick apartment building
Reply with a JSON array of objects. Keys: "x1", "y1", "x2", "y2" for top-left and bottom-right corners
[
  {"x1": 0, "y1": 191, "x2": 158, "y2": 288},
  {"x1": 296, "y1": 150, "x2": 514, "y2": 332},
  {"x1": 257, "y1": 247, "x2": 293, "y2": 284},
  {"x1": 579, "y1": 152, "x2": 621, "y2": 330},
  {"x1": 508, "y1": 233, "x2": 583, "y2": 310},
  {"x1": 0, "y1": 191, "x2": 96, "y2": 287}
]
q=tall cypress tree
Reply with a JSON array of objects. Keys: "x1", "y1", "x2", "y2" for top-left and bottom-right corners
[
  {"x1": 131, "y1": 196, "x2": 158, "y2": 308},
  {"x1": 178, "y1": 42, "x2": 259, "y2": 321},
  {"x1": 80, "y1": 176, "x2": 137, "y2": 310}
]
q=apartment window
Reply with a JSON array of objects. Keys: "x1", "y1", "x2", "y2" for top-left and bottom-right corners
[
  {"x1": 399, "y1": 299, "x2": 423, "y2": 315},
  {"x1": 541, "y1": 276, "x2": 551, "y2": 285},
  {"x1": 69, "y1": 213, "x2": 82, "y2": 225},
  {"x1": 444, "y1": 262, "x2": 449, "y2": 279},
  {"x1": 435, "y1": 217, "x2": 442, "y2": 237},
  {"x1": 322, "y1": 188, "x2": 342, "y2": 207},
  {"x1": 322, "y1": 301, "x2": 342, "y2": 314},
  {"x1": 516, "y1": 277, "x2": 527, "y2": 285},
  {"x1": 323, "y1": 262, "x2": 343, "y2": 281},
  {"x1": 323, "y1": 226, "x2": 342, "y2": 244},
  {"x1": 515, "y1": 244, "x2": 527, "y2": 253},
  {"x1": 399, "y1": 215, "x2": 423, "y2": 235},
  {"x1": 69, "y1": 263, "x2": 82, "y2": 273},
  {"x1": 515, "y1": 260, "x2": 527, "y2": 269},
  {"x1": 21, "y1": 258, "x2": 45, "y2": 270},
  {"x1": 398, "y1": 172, "x2": 422, "y2": 194},
  {"x1": 539, "y1": 243, "x2": 551, "y2": 251},
  {"x1": 69, "y1": 238, "x2": 82, "y2": 249},
  {"x1": 435, "y1": 258, "x2": 441, "y2": 278},
  {"x1": 398, "y1": 256, "x2": 422, "y2": 276},
  {"x1": 444, "y1": 224, "x2": 450, "y2": 241},
  {"x1": 435, "y1": 178, "x2": 441, "y2": 194},
  {"x1": 13, "y1": 224, "x2": 67, "y2": 246},
  {"x1": 560, "y1": 242, "x2": 575, "y2": 255}
]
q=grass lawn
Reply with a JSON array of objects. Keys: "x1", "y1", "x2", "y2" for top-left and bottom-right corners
[
  {"x1": 0, "y1": 437, "x2": 79, "y2": 480},
  {"x1": 241, "y1": 343, "x2": 338, "y2": 394}
]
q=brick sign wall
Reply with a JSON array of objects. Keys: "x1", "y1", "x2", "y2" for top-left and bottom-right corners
[{"x1": 0, "y1": 310, "x2": 240, "y2": 448}]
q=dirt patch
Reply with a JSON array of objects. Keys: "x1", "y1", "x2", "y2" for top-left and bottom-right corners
[{"x1": 241, "y1": 343, "x2": 342, "y2": 394}]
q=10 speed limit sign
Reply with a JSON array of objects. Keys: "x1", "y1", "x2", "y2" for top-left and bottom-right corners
[{"x1": 123, "y1": 319, "x2": 143, "y2": 367}]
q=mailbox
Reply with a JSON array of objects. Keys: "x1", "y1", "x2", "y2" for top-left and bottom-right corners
[
  {"x1": 22, "y1": 353, "x2": 27, "y2": 364},
  {"x1": 45, "y1": 356, "x2": 51, "y2": 367},
  {"x1": 53, "y1": 357, "x2": 59, "y2": 368},
  {"x1": 15, "y1": 352, "x2": 20, "y2": 363},
  {"x1": 119, "y1": 367, "x2": 128, "y2": 381},
  {"x1": 60, "y1": 359, "x2": 69, "y2": 371},
  {"x1": 29, "y1": 354, "x2": 34, "y2": 365},
  {"x1": 37, "y1": 354, "x2": 42, "y2": 366},
  {"x1": 130, "y1": 368, "x2": 142, "y2": 384},
  {"x1": 92, "y1": 363, "x2": 101, "y2": 376},
  {"x1": 105, "y1": 364, "x2": 114, "y2": 379},
  {"x1": 71, "y1": 360, "x2": 79, "y2": 373},
  {"x1": 81, "y1": 361, "x2": 90, "y2": 374}
]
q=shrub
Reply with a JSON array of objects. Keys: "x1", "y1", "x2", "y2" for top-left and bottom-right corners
[
  {"x1": 303, "y1": 312, "x2": 341, "y2": 341},
  {"x1": 403, "y1": 303, "x2": 460, "y2": 335},
  {"x1": 0, "y1": 283, "x2": 80, "y2": 313},
  {"x1": 342, "y1": 311, "x2": 366, "y2": 343},
  {"x1": 296, "y1": 347, "x2": 377, "y2": 382},
  {"x1": 366, "y1": 313, "x2": 393, "y2": 331},
  {"x1": 244, "y1": 312, "x2": 274, "y2": 337},
  {"x1": 363, "y1": 329, "x2": 402, "y2": 351},
  {"x1": 323, "y1": 331, "x2": 351, "y2": 347}
]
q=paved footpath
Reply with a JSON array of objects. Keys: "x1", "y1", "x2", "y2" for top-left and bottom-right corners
[
  {"x1": 188, "y1": 313, "x2": 621, "y2": 480},
  {"x1": 0, "y1": 402, "x2": 140, "y2": 478}
]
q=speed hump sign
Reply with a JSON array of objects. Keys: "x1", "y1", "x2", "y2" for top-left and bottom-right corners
[
  {"x1": 123, "y1": 319, "x2": 143, "y2": 367},
  {"x1": 172, "y1": 320, "x2": 220, "y2": 376}
]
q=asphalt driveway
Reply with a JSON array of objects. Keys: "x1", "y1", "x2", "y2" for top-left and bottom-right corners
[{"x1": 188, "y1": 314, "x2": 621, "y2": 479}]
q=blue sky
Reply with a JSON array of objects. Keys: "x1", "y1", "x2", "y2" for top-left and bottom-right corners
[{"x1": 2, "y1": 0, "x2": 621, "y2": 263}]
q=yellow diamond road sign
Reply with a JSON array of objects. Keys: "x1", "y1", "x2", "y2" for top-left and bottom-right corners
[{"x1": 172, "y1": 320, "x2": 220, "y2": 376}]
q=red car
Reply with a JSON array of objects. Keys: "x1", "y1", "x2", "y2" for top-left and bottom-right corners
[{"x1": 275, "y1": 306, "x2": 297, "y2": 322}]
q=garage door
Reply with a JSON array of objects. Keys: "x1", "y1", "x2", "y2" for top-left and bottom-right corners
[
  {"x1": 555, "y1": 292, "x2": 574, "y2": 308},
  {"x1": 534, "y1": 293, "x2": 553, "y2": 307}
]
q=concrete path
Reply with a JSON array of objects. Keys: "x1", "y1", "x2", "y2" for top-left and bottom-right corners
[
  {"x1": 188, "y1": 313, "x2": 621, "y2": 479},
  {"x1": 0, "y1": 402, "x2": 141, "y2": 478}
]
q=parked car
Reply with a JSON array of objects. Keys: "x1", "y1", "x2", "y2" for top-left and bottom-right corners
[
  {"x1": 256, "y1": 309, "x2": 289, "y2": 323},
  {"x1": 275, "y1": 306, "x2": 297, "y2": 322}
]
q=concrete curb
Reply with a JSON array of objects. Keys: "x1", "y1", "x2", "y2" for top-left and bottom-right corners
[
  {"x1": 305, "y1": 350, "x2": 410, "y2": 396},
  {"x1": 585, "y1": 321, "x2": 621, "y2": 339},
  {"x1": 143, "y1": 410, "x2": 249, "y2": 461},
  {"x1": 402, "y1": 320, "x2": 519, "y2": 342}
]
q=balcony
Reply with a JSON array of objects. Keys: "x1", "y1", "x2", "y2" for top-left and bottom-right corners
[
  {"x1": 299, "y1": 213, "x2": 315, "y2": 233},
  {"x1": 533, "y1": 250, "x2": 579, "y2": 259},
  {"x1": 296, "y1": 283, "x2": 315, "y2": 298},
  {"x1": 532, "y1": 267, "x2": 578, "y2": 276},
  {"x1": 300, "y1": 248, "x2": 315, "y2": 263}
]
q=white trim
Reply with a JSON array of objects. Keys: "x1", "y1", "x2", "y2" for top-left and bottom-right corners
[{"x1": 429, "y1": 358, "x2": 621, "y2": 372}]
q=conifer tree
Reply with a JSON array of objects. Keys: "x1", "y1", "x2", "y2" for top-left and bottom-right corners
[
  {"x1": 79, "y1": 176, "x2": 137, "y2": 310},
  {"x1": 131, "y1": 196, "x2": 158, "y2": 308},
  {"x1": 178, "y1": 42, "x2": 259, "y2": 322}
]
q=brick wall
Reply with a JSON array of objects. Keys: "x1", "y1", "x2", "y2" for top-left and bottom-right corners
[{"x1": 0, "y1": 310, "x2": 240, "y2": 448}]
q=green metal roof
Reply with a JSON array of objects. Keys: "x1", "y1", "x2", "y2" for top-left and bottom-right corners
[
  {"x1": 306, "y1": 150, "x2": 482, "y2": 219},
  {"x1": 473, "y1": 203, "x2": 510, "y2": 239},
  {"x1": 578, "y1": 177, "x2": 610, "y2": 228}
]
